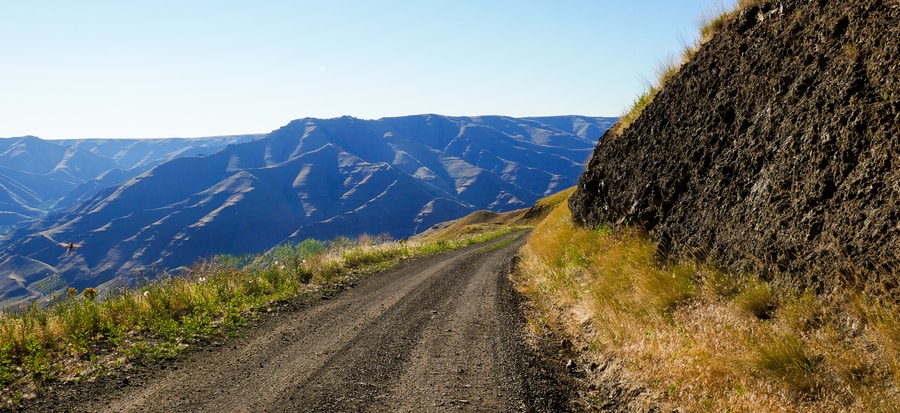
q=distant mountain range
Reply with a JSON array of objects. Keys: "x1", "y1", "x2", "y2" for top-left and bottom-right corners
[
  {"x1": 0, "y1": 135, "x2": 261, "y2": 232},
  {"x1": 0, "y1": 115, "x2": 615, "y2": 306}
]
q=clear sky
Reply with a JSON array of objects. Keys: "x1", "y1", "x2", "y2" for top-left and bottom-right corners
[{"x1": 1, "y1": 1, "x2": 733, "y2": 139}]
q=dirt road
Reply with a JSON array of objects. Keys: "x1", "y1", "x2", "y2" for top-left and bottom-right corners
[{"x1": 25, "y1": 231, "x2": 577, "y2": 412}]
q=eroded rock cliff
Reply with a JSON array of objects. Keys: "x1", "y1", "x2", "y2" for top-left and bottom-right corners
[{"x1": 570, "y1": 0, "x2": 900, "y2": 287}]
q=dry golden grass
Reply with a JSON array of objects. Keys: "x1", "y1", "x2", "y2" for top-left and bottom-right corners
[
  {"x1": 413, "y1": 210, "x2": 525, "y2": 243},
  {"x1": 514, "y1": 199, "x2": 900, "y2": 412},
  {"x1": 608, "y1": 60, "x2": 676, "y2": 137},
  {"x1": 698, "y1": 1, "x2": 733, "y2": 42},
  {"x1": 699, "y1": 0, "x2": 769, "y2": 41},
  {"x1": 415, "y1": 187, "x2": 573, "y2": 243}
]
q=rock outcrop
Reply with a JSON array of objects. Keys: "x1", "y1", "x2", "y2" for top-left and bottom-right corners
[{"x1": 570, "y1": 0, "x2": 900, "y2": 288}]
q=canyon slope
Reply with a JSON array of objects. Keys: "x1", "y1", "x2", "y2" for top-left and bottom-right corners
[
  {"x1": 1, "y1": 115, "x2": 614, "y2": 305},
  {"x1": 570, "y1": 0, "x2": 899, "y2": 288},
  {"x1": 0, "y1": 135, "x2": 259, "y2": 232}
]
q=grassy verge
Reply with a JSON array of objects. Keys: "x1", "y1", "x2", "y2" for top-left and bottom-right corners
[
  {"x1": 0, "y1": 227, "x2": 520, "y2": 407},
  {"x1": 513, "y1": 200, "x2": 900, "y2": 412}
]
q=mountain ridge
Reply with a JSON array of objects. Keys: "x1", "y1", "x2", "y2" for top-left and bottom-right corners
[
  {"x1": 0, "y1": 114, "x2": 615, "y2": 306},
  {"x1": 0, "y1": 135, "x2": 261, "y2": 232}
]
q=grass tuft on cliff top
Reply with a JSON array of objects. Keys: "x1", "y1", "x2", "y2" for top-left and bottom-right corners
[{"x1": 610, "y1": 0, "x2": 766, "y2": 137}]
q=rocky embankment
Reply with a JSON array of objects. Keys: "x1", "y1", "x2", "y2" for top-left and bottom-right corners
[{"x1": 570, "y1": 0, "x2": 900, "y2": 288}]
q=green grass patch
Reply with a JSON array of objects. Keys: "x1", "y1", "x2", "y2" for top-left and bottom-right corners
[
  {"x1": 752, "y1": 332, "x2": 820, "y2": 393},
  {"x1": 478, "y1": 231, "x2": 524, "y2": 253},
  {"x1": 734, "y1": 278, "x2": 776, "y2": 319}
]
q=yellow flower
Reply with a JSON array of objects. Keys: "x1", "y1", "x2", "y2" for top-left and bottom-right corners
[{"x1": 82, "y1": 287, "x2": 98, "y2": 301}]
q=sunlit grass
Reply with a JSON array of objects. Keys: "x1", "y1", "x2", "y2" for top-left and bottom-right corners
[
  {"x1": 609, "y1": 57, "x2": 680, "y2": 137},
  {"x1": 0, "y1": 226, "x2": 520, "y2": 407},
  {"x1": 514, "y1": 200, "x2": 900, "y2": 412}
]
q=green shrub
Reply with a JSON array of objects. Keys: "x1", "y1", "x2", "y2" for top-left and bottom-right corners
[
  {"x1": 56, "y1": 296, "x2": 102, "y2": 349},
  {"x1": 0, "y1": 341, "x2": 16, "y2": 385},
  {"x1": 23, "y1": 335, "x2": 51, "y2": 383}
]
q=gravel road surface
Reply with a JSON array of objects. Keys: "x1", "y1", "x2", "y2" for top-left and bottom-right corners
[{"x1": 21, "y1": 231, "x2": 579, "y2": 412}]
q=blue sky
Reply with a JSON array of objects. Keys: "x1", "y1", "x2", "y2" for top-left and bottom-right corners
[{"x1": 1, "y1": 1, "x2": 733, "y2": 139}]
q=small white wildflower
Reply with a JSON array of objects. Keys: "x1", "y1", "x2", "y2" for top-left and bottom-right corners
[
  {"x1": 198, "y1": 277, "x2": 206, "y2": 282},
  {"x1": 143, "y1": 291, "x2": 150, "y2": 297}
]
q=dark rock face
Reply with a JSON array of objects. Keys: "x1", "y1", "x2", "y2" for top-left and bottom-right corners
[{"x1": 570, "y1": 0, "x2": 900, "y2": 288}]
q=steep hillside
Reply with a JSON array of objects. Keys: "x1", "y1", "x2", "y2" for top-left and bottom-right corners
[
  {"x1": 0, "y1": 135, "x2": 258, "y2": 232},
  {"x1": 570, "y1": 0, "x2": 899, "y2": 288},
  {"x1": 0, "y1": 137, "x2": 118, "y2": 228},
  {"x1": 0, "y1": 115, "x2": 614, "y2": 305}
]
